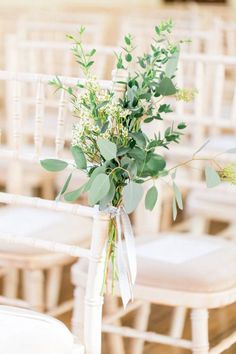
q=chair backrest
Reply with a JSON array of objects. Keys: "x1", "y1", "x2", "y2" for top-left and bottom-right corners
[
  {"x1": 213, "y1": 19, "x2": 236, "y2": 56},
  {"x1": 16, "y1": 19, "x2": 108, "y2": 45},
  {"x1": 5, "y1": 35, "x2": 119, "y2": 79},
  {"x1": 0, "y1": 70, "x2": 117, "y2": 354},
  {"x1": 117, "y1": 25, "x2": 213, "y2": 55},
  {"x1": 159, "y1": 53, "x2": 236, "y2": 145}
]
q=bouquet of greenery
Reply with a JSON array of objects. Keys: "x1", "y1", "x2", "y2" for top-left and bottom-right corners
[{"x1": 41, "y1": 21, "x2": 236, "y2": 305}]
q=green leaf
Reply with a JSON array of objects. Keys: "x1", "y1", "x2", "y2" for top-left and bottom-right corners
[
  {"x1": 130, "y1": 132, "x2": 146, "y2": 148},
  {"x1": 125, "y1": 53, "x2": 132, "y2": 62},
  {"x1": 177, "y1": 122, "x2": 187, "y2": 129},
  {"x1": 205, "y1": 165, "x2": 221, "y2": 188},
  {"x1": 142, "y1": 154, "x2": 166, "y2": 177},
  {"x1": 86, "y1": 166, "x2": 106, "y2": 191},
  {"x1": 157, "y1": 77, "x2": 177, "y2": 96},
  {"x1": 121, "y1": 156, "x2": 132, "y2": 168},
  {"x1": 71, "y1": 146, "x2": 87, "y2": 170},
  {"x1": 88, "y1": 173, "x2": 110, "y2": 206},
  {"x1": 124, "y1": 35, "x2": 131, "y2": 45},
  {"x1": 89, "y1": 48, "x2": 96, "y2": 56},
  {"x1": 158, "y1": 104, "x2": 173, "y2": 113},
  {"x1": 123, "y1": 181, "x2": 143, "y2": 214},
  {"x1": 165, "y1": 48, "x2": 180, "y2": 78},
  {"x1": 172, "y1": 198, "x2": 177, "y2": 221},
  {"x1": 97, "y1": 139, "x2": 117, "y2": 161},
  {"x1": 127, "y1": 160, "x2": 137, "y2": 178},
  {"x1": 56, "y1": 172, "x2": 72, "y2": 200},
  {"x1": 173, "y1": 182, "x2": 183, "y2": 210},
  {"x1": 40, "y1": 159, "x2": 68, "y2": 172},
  {"x1": 129, "y1": 147, "x2": 146, "y2": 161},
  {"x1": 99, "y1": 180, "x2": 116, "y2": 209},
  {"x1": 145, "y1": 186, "x2": 158, "y2": 211},
  {"x1": 64, "y1": 183, "x2": 87, "y2": 202}
]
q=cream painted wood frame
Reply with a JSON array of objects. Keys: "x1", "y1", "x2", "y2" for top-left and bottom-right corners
[
  {"x1": 72, "y1": 183, "x2": 236, "y2": 354},
  {"x1": 0, "y1": 69, "x2": 116, "y2": 354},
  {"x1": 0, "y1": 71, "x2": 113, "y2": 319}
]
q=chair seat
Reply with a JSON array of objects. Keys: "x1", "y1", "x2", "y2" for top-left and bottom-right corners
[
  {"x1": 0, "y1": 306, "x2": 84, "y2": 354},
  {"x1": 73, "y1": 234, "x2": 236, "y2": 293},
  {"x1": 186, "y1": 187, "x2": 236, "y2": 222},
  {"x1": 0, "y1": 206, "x2": 92, "y2": 254},
  {"x1": 136, "y1": 234, "x2": 236, "y2": 293}
]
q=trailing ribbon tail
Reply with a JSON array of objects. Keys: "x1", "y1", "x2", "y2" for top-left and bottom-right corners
[
  {"x1": 121, "y1": 207, "x2": 137, "y2": 285},
  {"x1": 116, "y1": 208, "x2": 137, "y2": 308}
]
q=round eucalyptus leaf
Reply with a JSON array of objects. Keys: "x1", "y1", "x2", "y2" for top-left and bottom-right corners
[
  {"x1": 40, "y1": 159, "x2": 68, "y2": 172},
  {"x1": 88, "y1": 173, "x2": 110, "y2": 206},
  {"x1": 145, "y1": 186, "x2": 158, "y2": 211},
  {"x1": 123, "y1": 181, "x2": 143, "y2": 214}
]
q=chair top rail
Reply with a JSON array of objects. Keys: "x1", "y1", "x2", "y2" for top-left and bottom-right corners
[
  {"x1": 0, "y1": 192, "x2": 96, "y2": 219},
  {"x1": 17, "y1": 21, "x2": 105, "y2": 31},
  {"x1": 13, "y1": 39, "x2": 119, "y2": 54},
  {"x1": 0, "y1": 70, "x2": 112, "y2": 89},
  {"x1": 180, "y1": 53, "x2": 236, "y2": 65}
]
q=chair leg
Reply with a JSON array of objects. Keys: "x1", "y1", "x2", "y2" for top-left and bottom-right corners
[
  {"x1": 46, "y1": 265, "x2": 62, "y2": 311},
  {"x1": 129, "y1": 301, "x2": 151, "y2": 354},
  {"x1": 72, "y1": 286, "x2": 85, "y2": 341},
  {"x1": 104, "y1": 295, "x2": 125, "y2": 354},
  {"x1": 191, "y1": 308, "x2": 209, "y2": 354},
  {"x1": 3, "y1": 269, "x2": 19, "y2": 298},
  {"x1": 169, "y1": 306, "x2": 187, "y2": 339},
  {"x1": 23, "y1": 269, "x2": 45, "y2": 312}
]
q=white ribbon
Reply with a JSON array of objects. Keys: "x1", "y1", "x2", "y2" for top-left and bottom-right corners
[{"x1": 109, "y1": 206, "x2": 137, "y2": 308}]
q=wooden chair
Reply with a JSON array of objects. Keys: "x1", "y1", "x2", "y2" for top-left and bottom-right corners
[
  {"x1": 213, "y1": 19, "x2": 236, "y2": 56},
  {"x1": 0, "y1": 175, "x2": 109, "y2": 354},
  {"x1": 16, "y1": 19, "x2": 108, "y2": 44},
  {"x1": 72, "y1": 179, "x2": 236, "y2": 354},
  {"x1": 3, "y1": 35, "x2": 119, "y2": 195},
  {"x1": 158, "y1": 53, "x2": 236, "y2": 189},
  {"x1": 5, "y1": 35, "x2": 118, "y2": 79},
  {"x1": 117, "y1": 24, "x2": 213, "y2": 55},
  {"x1": 0, "y1": 70, "x2": 112, "y2": 318}
]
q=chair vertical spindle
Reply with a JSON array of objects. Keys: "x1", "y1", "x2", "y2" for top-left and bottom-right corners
[
  {"x1": 193, "y1": 61, "x2": 204, "y2": 147},
  {"x1": 212, "y1": 64, "x2": 225, "y2": 129},
  {"x1": 12, "y1": 79, "x2": 22, "y2": 154},
  {"x1": 34, "y1": 80, "x2": 45, "y2": 157},
  {"x1": 176, "y1": 61, "x2": 184, "y2": 116},
  {"x1": 55, "y1": 88, "x2": 67, "y2": 157},
  {"x1": 230, "y1": 84, "x2": 236, "y2": 126}
]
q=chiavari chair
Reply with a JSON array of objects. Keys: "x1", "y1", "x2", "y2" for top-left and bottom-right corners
[
  {"x1": 0, "y1": 70, "x2": 112, "y2": 317},
  {"x1": 72, "y1": 176, "x2": 236, "y2": 354}
]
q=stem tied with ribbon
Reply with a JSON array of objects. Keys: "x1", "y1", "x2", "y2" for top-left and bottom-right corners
[{"x1": 101, "y1": 207, "x2": 137, "y2": 308}]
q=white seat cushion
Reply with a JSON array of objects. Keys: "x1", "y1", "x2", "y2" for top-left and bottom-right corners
[
  {"x1": 0, "y1": 306, "x2": 82, "y2": 354},
  {"x1": 136, "y1": 234, "x2": 236, "y2": 292},
  {"x1": 74, "y1": 234, "x2": 236, "y2": 293},
  {"x1": 0, "y1": 206, "x2": 92, "y2": 254}
]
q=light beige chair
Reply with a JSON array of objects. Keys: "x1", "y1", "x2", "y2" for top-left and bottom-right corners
[
  {"x1": 0, "y1": 179, "x2": 109, "y2": 354},
  {"x1": 0, "y1": 70, "x2": 112, "y2": 318},
  {"x1": 0, "y1": 69, "x2": 112, "y2": 354},
  {"x1": 72, "y1": 180, "x2": 236, "y2": 354},
  {"x1": 16, "y1": 19, "x2": 108, "y2": 44},
  {"x1": 213, "y1": 19, "x2": 236, "y2": 56}
]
